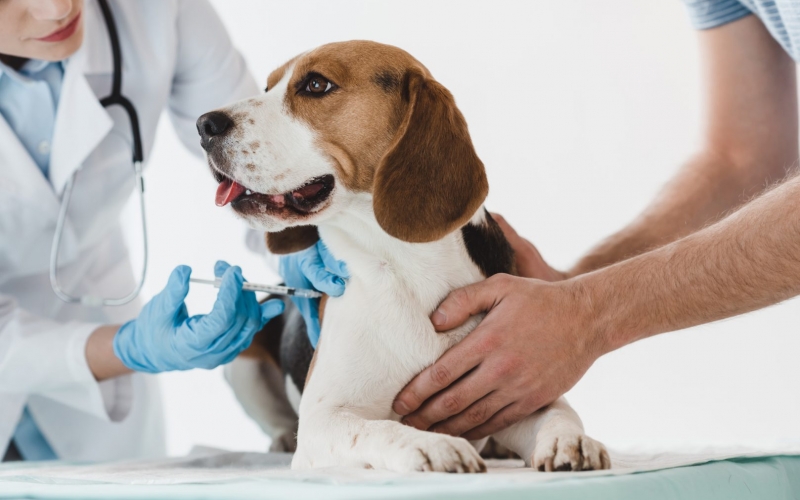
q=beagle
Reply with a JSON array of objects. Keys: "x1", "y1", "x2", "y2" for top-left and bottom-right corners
[{"x1": 197, "y1": 40, "x2": 610, "y2": 472}]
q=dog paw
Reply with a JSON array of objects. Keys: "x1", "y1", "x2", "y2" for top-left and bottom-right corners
[
  {"x1": 388, "y1": 433, "x2": 487, "y2": 473},
  {"x1": 532, "y1": 433, "x2": 610, "y2": 471},
  {"x1": 269, "y1": 431, "x2": 297, "y2": 453}
]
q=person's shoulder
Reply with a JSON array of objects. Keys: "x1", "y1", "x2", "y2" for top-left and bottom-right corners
[
  {"x1": 117, "y1": 0, "x2": 224, "y2": 33},
  {"x1": 114, "y1": 0, "x2": 181, "y2": 11},
  {"x1": 111, "y1": 0, "x2": 181, "y2": 23},
  {"x1": 101, "y1": 0, "x2": 184, "y2": 77},
  {"x1": 680, "y1": 0, "x2": 752, "y2": 30}
]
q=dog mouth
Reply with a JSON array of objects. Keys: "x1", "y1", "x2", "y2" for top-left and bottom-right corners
[{"x1": 213, "y1": 170, "x2": 335, "y2": 216}]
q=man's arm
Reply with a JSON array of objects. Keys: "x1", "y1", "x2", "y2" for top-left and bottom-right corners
[
  {"x1": 592, "y1": 173, "x2": 800, "y2": 351},
  {"x1": 572, "y1": 15, "x2": 798, "y2": 276},
  {"x1": 392, "y1": 14, "x2": 800, "y2": 437}
]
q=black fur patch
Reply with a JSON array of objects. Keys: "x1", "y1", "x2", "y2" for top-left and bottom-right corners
[
  {"x1": 279, "y1": 298, "x2": 315, "y2": 393},
  {"x1": 373, "y1": 70, "x2": 400, "y2": 92},
  {"x1": 2, "y1": 441, "x2": 22, "y2": 462},
  {"x1": 461, "y1": 210, "x2": 515, "y2": 277},
  {"x1": 258, "y1": 298, "x2": 287, "y2": 363}
]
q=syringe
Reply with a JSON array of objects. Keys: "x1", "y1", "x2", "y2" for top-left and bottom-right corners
[{"x1": 189, "y1": 278, "x2": 323, "y2": 299}]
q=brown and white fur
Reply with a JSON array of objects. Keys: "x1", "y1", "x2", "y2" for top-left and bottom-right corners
[{"x1": 198, "y1": 41, "x2": 610, "y2": 472}]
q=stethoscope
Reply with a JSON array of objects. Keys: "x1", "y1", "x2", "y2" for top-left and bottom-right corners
[{"x1": 50, "y1": 0, "x2": 147, "y2": 307}]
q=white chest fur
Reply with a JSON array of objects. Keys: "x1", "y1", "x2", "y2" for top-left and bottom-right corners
[{"x1": 301, "y1": 198, "x2": 485, "y2": 419}]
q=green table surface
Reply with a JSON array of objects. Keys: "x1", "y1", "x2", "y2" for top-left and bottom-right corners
[{"x1": 0, "y1": 453, "x2": 798, "y2": 500}]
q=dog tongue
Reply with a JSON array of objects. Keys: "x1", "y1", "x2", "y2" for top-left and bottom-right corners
[{"x1": 215, "y1": 179, "x2": 247, "y2": 207}]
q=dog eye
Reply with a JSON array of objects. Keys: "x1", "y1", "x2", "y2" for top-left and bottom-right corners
[
  {"x1": 300, "y1": 74, "x2": 336, "y2": 96},
  {"x1": 307, "y1": 76, "x2": 332, "y2": 93},
  {"x1": 264, "y1": 86, "x2": 269, "y2": 93}
]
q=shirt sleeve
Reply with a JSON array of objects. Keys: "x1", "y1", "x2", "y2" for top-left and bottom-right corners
[
  {"x1": 168, "y1": 0, "x2": 260, "y2": 157},
  {"x1": 0, "y1": 294, "x2": 113, "y2": 422},
  {"x1": 681, "y1": 0, "x2": 752, "y2": 29}
]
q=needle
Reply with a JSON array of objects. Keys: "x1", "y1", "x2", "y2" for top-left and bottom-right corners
[{"x1": 189, "y1": 278, "x2": 323, "y2": 299}]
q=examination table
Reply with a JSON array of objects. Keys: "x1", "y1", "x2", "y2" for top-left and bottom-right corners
[{"x1": 0, "y1": 446, "x2": 798, "y2": 500}]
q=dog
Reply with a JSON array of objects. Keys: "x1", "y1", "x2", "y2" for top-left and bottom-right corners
[{"x1": 196, "y1": 40, "x2": 610, "y2": 473}]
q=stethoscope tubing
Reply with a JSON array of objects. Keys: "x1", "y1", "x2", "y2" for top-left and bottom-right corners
[
  {"x1": 49, "y1": 162, "x2": 148, "y2": 307},
  {"x1": 49, "y1": 0, "x2": 148, "y2": 307}
]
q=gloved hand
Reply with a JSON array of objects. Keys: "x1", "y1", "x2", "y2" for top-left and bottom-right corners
[
  {"x1": 113, "y1": 261, "x2": 284, "y2": 373},
  {"x1": 279, "y1": 240, "x2": 348, "y2": 348}
]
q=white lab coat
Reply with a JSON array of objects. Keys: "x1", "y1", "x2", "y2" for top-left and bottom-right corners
[{"x1": 0, "y1": 0, "x2": 258, "y2": 461}]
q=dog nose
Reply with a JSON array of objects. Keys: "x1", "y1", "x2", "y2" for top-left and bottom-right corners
[{"x1": 197, "y1": 111, "x2": 233, "y2": 150}]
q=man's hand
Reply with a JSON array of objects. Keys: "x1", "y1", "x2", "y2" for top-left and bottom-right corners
[
  {"x1": 392, "y1": 275, "x2": 604, "y2": 440},
  {"x1": 492, "y1": 213, "x2": 566, "y2": 281}
]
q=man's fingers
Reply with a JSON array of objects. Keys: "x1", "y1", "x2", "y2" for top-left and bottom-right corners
[
  {"x1": 490, "y1": 212, "x2": 535, "y2": 260},
  {"x1": 461, "y1": 402, "x2": 528, "y2": 441},
  {"x1": 490, "y1": 212, "x2": 519, "y2": 240},
  {"x1": 491, "y1": 213, "x2": 534, "y2": 256},
  {"x1": 401, "y1": 368, "x2": 495, "y2": 431},
  {"x1": 428, "y1": 390, "x2": 510, "y2": 437},
  {"x1": 431, "y1": 275, "x2": 509, "y2": 332},
  {"x1": 393, "y1": 339, "x2": 484, "y2": 416},
  {"x1": 491, "y1": 213, "x2": 565, "y2": 282}
]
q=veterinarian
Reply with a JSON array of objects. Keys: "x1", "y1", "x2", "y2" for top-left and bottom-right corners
[
  {"x1": 0, "y1": 0, "x2": 285, "y2": 462},
  {"x1": 291, "y1": 1, "x2": 800, "y2": 439}
]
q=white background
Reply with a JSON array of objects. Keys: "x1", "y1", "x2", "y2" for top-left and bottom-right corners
[{"x1": 130, "y1": 0, "x2": 800, "y2": 456}]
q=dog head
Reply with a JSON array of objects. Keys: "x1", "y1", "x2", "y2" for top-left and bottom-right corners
[{"x1": 197, "y1": 40, "x2": 488, "y2": 253}]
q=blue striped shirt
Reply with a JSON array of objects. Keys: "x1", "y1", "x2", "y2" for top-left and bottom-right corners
[{"x1": 682, "y1": 1, "x2": 800, "y2": 60}]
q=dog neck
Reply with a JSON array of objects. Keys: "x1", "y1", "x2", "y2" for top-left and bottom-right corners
[{"x1": 317, "y1": 194, "x2": 485, "y2": 304}]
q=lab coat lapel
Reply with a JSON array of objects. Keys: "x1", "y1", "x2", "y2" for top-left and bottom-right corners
[
  {"x1": 0, "y1": 115, "x2": 59, "y2": 213},
  {"x1": 49, "y1": 55, "x2": 114, "y2": 196}
]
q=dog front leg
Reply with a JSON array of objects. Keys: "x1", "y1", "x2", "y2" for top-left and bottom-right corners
[
  {"x1": 491, "y1": 397, "x2": 611, "y2": 471},
  {"x1": 224, "y1": 357, "x2": 298, "y2": 452},
  {"x1": 293, "y1": 408, "x2": 486, "y2": 473}
]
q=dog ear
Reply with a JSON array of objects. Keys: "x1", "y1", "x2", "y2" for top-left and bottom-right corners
[
  {"x1": 373, "y1": 70, "x2": 488, "y2": 243},
  {"x1": 266, "y1": 226, "x2": 319, "y2": 254}
]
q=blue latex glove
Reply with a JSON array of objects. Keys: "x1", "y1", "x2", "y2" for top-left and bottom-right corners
[
  {"x1": 279, "y1": 240, "x2": 349, "y2": 348},
  {"x1": 113, "y1": 261, "x2": 285, "y2": 373}
]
